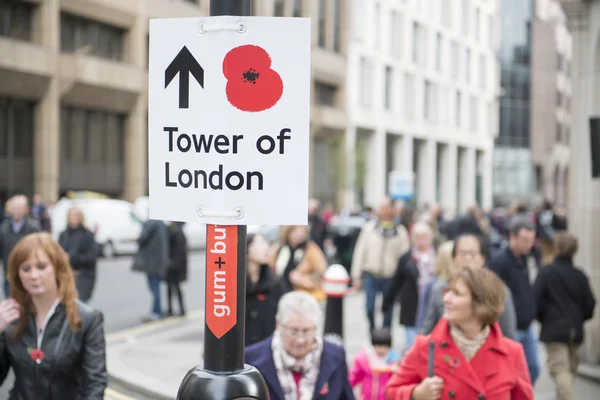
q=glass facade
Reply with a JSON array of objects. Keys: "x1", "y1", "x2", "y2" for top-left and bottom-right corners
[
  {"x1": 497, "y1": 0, "x2": 532, "y2": 148},
  {"x1": 493, "y1": 0, "x2": 535, "y2": 204}
]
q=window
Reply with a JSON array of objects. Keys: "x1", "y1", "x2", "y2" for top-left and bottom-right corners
[
  {"x1": 424, "y1": 80, "x2": 437, "y2": 121},
  {"x1": 374, "y1": 2, "x2": 381, "y2": 49},
  {"x1": 455, "y1": 91, "x2": 462, "y2": 126},
  {"x1": 274, "y1": 0, "x2": 285, "y2": 17},
  {"x1": 451, "y1": 41, "x2": 460, "y2": 77},
  {"x1": 435, "y1": 33, "x2": 442, "y2": 71},
  {"x1": 333, "y1": 0, "x2": 341, "y2": 52},
  {"x1": 61, "y1": 13, "x2": 125, "y2": 61},
  {"x1": 556, "y1": 123, "x2": 562, "y2": 142},
  {"x1": 475, "y1": 7, "x2": 480, "y2": 39},
  {"x1": 314, "y1": 82, "x2": 337, "y2": 106},
  {"x1": 0, "y1": 97, "x2": 35, "y2": 158},
  {"x1": 318, "y1": 0, "x2": 326, "y2": 47},
  {"x1": 360, "y1": 57, "x2": 373, "y2": 108},
  {"x1": 465, "y1": 48, "x2": 471, "y2": 81},
  {"x1": 390, "y1": 11, "x2": 403, "y2": 58},
  {"x1": 441, "y1": 0, "x2": 452, "y2": 27},
  {"x1": 488, "y1": 15, "x2": 495, "y2": 48},
  {"x1": 0, "y1": 0, "x2": 34, "y2": 41},
  {"x1": 557, "y1": 92, "x2": 562, "y2": 107},
  {"x1": 61, "y1": 106, "x2": 125, "y2": 164},
  {"x1": 405, "y1": 73, "x2": 415, "y2": 118},
  {"x1": 293, "y1": 0, "x2": 302, "y2": 17},
  {"x1": 470, "y1": 95, "x2": 478, "y2": 131},
  {"x1": 384, "y1": 66, "x2": 393, "y2": 110},
  {"x1": 479, "y1": 54, "x2": 486, "y2": 88},
  {"x1": 462, "y1": 0, "x2": 469, "y2": 35},
  {"x1": 412, "y1": 22, "x2": 426, "y2": 66}
]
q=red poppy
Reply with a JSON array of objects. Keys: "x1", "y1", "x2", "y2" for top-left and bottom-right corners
[
  {"x1": 256, "y1": 293, "x2": 266, "y2": 301},
  {"x1": 29, "y1": 348, "x2": 45, "y2": 363},
  {"x1": 222, "y1": 45, "x2": 283, "y2": 112},
  {"x1": 319, "y1": 383, "x2": 329, "y2": 395}
]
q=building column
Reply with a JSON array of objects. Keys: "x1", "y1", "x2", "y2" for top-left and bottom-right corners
[
  {"x1": 123, "y1": 5, "x2": 147, "y2": 202},
  {"x1": 364, "y1": 128, "x2": 386, "y2": 207},
  {"x1": 34, "y1": 0, "x2": 60, "y2": 202},
  {"x1": 344, "y1": 123, "x2": 357, "y2": 209},
  {"x1": 459, "y1": 147, "x2": 476, "y2": 212},
  {"x1": 480, "y1": 150, "x2": 493, "y2": 211},
  {"x1": 417, "y1": 139, "x2": 437, "y2": 205},
  {"x1": 440, "y1": 144, "x2": 458, "y2": 214},
  {"x1": 564, "y1": 1, "x2": 600, "y2": 364}
]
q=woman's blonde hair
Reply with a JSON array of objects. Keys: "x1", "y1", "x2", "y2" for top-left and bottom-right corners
[
  {"x1": 434, "y1": 241, "x2": 455, "y2": 279},
  {"x1": 279, "y1": 225, "x2": 308, "y2": 244},
  {"x1": 7, "y1": 233, "x2": 81, "y2": 338},
  {"x1": 67, "y1": 206, "x2": 87, "y2": 229}
]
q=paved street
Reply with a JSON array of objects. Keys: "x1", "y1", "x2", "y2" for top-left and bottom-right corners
[{"x1": 1, "y1": 251, "x2": 599, "y2": 398}]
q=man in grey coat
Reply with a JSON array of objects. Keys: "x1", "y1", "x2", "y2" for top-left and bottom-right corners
[
  {"x1": 132, "y1": 218, "x2": 169, "y2": 321},
  {"x1": 421, "y1": 233, "x2": 517, "y2": 339}
]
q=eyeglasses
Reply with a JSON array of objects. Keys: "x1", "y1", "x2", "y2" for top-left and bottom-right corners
[
  {"x1": 456, "y1": 250, "x2": 479, "y2": 258},
  {"x1": 281, "y1": 325, "x2": 317, "y2": 338}
]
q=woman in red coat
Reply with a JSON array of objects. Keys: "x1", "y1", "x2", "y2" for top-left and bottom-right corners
[{"x1": 386, "y1": 267, "x2": 533, "y2": 400}]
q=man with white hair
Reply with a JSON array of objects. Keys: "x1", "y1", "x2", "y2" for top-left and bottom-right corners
[
  {"x1": 0, "y1": 194, "x2": 41, "y2": 297},
  {"x1": 245, "y1": 291, "x2": 355, "y2": 399}
]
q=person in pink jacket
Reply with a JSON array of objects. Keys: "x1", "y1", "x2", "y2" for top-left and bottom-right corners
[{"x1": 349, "y1": 328, "x2": 400, "y2": 400}]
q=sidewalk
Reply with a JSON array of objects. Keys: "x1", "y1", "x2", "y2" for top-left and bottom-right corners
[{"x1": 107, "y1": 294, "x2": 600, "y2": 399}]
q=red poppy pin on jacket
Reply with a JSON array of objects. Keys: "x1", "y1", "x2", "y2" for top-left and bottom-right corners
[
  {"x1": 27, "y1": 347, "x2": 45, "y2": 364},
  {"x1": 319, "y1": 382, "x2": 329, "y2": 395}
]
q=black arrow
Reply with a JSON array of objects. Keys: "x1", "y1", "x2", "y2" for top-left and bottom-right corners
[{"x1": 165, "y1": 46, "x2": 204, "y2": 109}]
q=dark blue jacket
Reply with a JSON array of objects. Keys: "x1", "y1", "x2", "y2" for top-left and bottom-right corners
[
  {"x1": 245, "y1": 336, "x2": 355, "y2": 400},
  {"x1": 489, "y1": 247, "x2": 536, "y2": 330}
]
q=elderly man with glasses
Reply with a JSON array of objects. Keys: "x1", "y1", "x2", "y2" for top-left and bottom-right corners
[{"x1": 245, "y1": 290, "x2": 355, "y2": 400}]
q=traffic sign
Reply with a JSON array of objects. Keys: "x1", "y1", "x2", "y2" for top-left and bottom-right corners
[
  {"x1": 148, "y1": 16, "x2": 311, "y2": 226},
  {"x1": 388, "y1": 170, "x2": 414, "y2": 200}
]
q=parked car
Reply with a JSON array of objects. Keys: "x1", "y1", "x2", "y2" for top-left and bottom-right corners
[
  {"x1": 50, "y1": 198, "x2": 143, "y2": 258},
  {"x1": 133, "y1": 197, "x2": 206, "y2": 250}
]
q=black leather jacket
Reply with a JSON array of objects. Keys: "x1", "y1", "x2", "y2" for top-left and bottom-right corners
[{"x1": 0, "y1": 301, "x2": 107, "y2": 399}]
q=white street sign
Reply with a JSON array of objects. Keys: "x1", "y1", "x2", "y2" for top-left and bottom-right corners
[
  {"x1": 148, "y1": 16, "x2": 311, "y2": 225},
  {"x1": 388, "y1": 170, "x2": 414, "y2": 200}
]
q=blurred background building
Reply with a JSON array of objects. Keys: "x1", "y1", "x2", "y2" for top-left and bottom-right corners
[
  {"x1": 561, "y1": 0, "x2": 600, "y2": 365},
  {"x1": 346, "y1": 0, "x2": 499, "y2": 213},
  {"x1": 493, "y1": 0, "x2": 572, "y2": 207},
  {"x1": 0, "y1": 0, "x2": 348, "y2": 206}
]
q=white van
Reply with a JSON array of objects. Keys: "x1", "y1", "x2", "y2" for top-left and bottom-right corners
[{"x1": 51, "y1": 198, "x2": 143, "y2": 258}]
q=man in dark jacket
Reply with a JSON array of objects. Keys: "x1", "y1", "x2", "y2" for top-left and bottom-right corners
[
  {"x1": 0, "y1": 195, "x2": 40, "y2": 298},
  {"x1": 534, "y1": 232, "x2": 596, "y2": 400},
  {"x1": 308, "y1": 198, "x2": 329, "y2": 251},
  {"x1": 132, "y1": 218, "x2": 169, "y2": 321},
  {"x1": 489, "y1": 217, "x2": 540, "y2": 385}
]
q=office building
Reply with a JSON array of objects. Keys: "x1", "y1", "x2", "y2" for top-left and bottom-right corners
[
  {"x1": 562, "y1": 0, "x2": 600, "y2": 366},
  {"x1": 346, "y1": 0, "x2": 499, "y2": 213},
  {"x1": 0, "y1": 0, "x2": 348, "y2": 206},
  {"x1": 493, "y1": 0, "x2": 572, "y2": 206}
]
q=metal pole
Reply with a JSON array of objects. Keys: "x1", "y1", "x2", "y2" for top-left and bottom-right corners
[
  {"x1": 178, "y1": 1, "x2": 268, "y2": 397},
  {"x1": 203, "y1": 225, "x2": 247, "y2": 372},
  {"x1": 210, "y1": 0, "x2": 252, "y2": 16}
]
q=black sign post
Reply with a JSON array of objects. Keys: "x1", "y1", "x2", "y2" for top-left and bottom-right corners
[{"x1": 176, "y1": 0, "x2": 268, "y2": 399}]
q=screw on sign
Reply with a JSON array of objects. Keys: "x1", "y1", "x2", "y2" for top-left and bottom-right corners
[{"x1": 206, "y1": 224, "x2": 238, "y2": 339}]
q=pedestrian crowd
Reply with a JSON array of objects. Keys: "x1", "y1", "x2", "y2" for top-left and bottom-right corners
[
  {"x1": 0, "y1": 193, "x2": 596, "y2": 400},
  {"x1": 243, "y1": 197, "x2": 596, "y2": 400}
]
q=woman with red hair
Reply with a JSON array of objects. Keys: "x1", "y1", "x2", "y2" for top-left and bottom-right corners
[{"x1": 0, "y1": 232, "x2": 107, "y2": 399}]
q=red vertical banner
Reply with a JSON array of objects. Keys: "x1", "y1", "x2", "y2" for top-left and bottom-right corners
[{"x1": 205, "y1": 224, "x2": 238, "y2": 339}]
